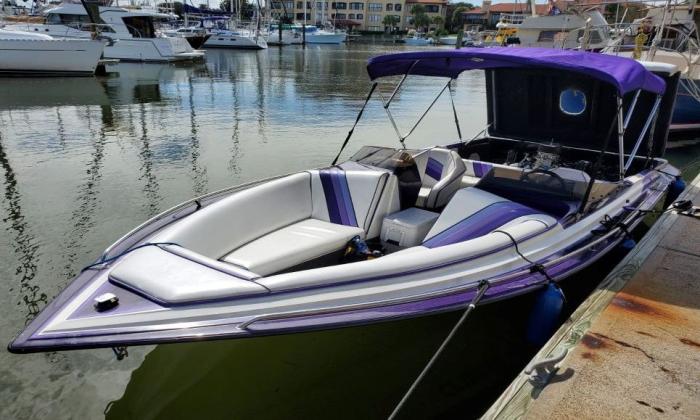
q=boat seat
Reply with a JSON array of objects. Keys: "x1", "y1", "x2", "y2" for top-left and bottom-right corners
[
  {"x1": 151, "y1": 164, "x2": 399, "y2": 279},
  {"x1": 109, "y1": 245, "x2": 268, "y2": 304},
  {"x1": 423, "y1": 188, "x2": 557, "y2": 248},
  {"x1": 461, "y1": 159, "x2": 494, "y2": 186},
  {"x1": 222, "y1": 218, "x2": 364, "y2": 276},
  {"x1": 219, "y1": 164, "x2": 398, "y2": 276},
  {"x1": 413, "y1": 148, "x2": 466, "y2": 209}
]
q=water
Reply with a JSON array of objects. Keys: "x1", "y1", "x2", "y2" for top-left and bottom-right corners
[{"x1": 0, "y1": 44, "x2": 698, "y2": 420}]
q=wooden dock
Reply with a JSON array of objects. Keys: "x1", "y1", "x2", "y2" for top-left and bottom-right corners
[{"x1": 483, "y1": 173, "x2": 700, "y2": 419}]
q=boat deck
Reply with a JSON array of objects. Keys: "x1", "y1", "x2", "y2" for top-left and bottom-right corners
[{"x1": 483, "y1": 173, "x2": 700, "y2": 419}]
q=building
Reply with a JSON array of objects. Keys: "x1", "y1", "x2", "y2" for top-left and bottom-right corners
[
  {"x1": 269, "y1": 0, "x2": 447, "y2": 32},
  {"x1": 270, "y1": 0, "x2": 404, "y2": 31},
  {"x1": 462, "y1": 0, "x2": 551, "y2": 28}
]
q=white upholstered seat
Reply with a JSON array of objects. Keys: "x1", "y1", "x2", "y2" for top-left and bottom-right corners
[
  {"x1": 149, "y1": 166, "x2": 399, "y2": 279},
  {"x1": 109, "y1": 246, "x2": 268, "y2": 304},
  {"x1": 422, "y1": 188, "x2": 557, "y2": 248},
  {"x1": 413, "y1": 148, "x2": 466, "y2": 209},
  {"x1": 222, "y1": 219, "x2": 364, "y2": 276}
]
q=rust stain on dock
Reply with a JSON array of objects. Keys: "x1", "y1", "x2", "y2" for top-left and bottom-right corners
[{"x1": 485, "y1": 173, "x2": 700, "y2": 420}]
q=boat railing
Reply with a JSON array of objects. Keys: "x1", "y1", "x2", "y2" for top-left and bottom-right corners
[{"x1": 498, "y1": 13, "x2": 525, "y2": 26}]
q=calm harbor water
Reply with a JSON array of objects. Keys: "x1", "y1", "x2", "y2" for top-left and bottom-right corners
[{"x1": 1, "y1": 44, "x2": 698, "y2": 420}]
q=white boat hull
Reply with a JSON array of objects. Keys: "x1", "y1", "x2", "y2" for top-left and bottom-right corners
[
  {"x1": 305, "y1": 32, "x2": 346, "y2": 44},
  {"x1": 404, "y1": 38, "x2": 433, "y2": 46},
  {"x1": 4, "y1": 24, "x2": 204, "y2": 62},
  {"x1": 104, "y1": 37, "x2": 203, "y2": 62},
  {"x1": 204, "y1": 31, "x2": 268, "y2": 49},
  {"x1": 0, "y1": 36, "x2": 104, "y2": 75},
  {"x1": 439, "y1": 36, "x2": 458, "y2": 45}
]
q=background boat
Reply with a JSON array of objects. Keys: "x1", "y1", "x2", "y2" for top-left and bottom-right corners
[{"x1": 0, "y1": 28, "x2": 104, "y2": 76}]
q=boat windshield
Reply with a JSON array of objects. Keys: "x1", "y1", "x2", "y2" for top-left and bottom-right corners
[{"x1": 123, "y1": 16, "x2": 157, "y2": 38}]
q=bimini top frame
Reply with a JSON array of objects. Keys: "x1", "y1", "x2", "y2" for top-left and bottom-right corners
[{"x1": 334, "y1": 48, "x2": 670, "y2": 183}]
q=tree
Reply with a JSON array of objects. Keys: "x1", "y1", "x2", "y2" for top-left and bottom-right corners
[
  {"x1": 446, "y1": 2, "x2": 475, "y2": 31},
  {"x1": 431, "y1": 15, "x2": 444, "y2": 29},
  {"x1": 382, "y1": 14, "x2": 400, "y2": 33},
  {"x1": 410, "y1": 4, "x2": 430, "y2": 31}
]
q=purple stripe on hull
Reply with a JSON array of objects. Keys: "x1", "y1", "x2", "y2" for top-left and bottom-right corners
[
  {"x1": 319, "y1": 168, "x2": 358, "y2": 227},
  {"x1": 425, "y1": 157, "x2": 443, "y2": 180},
  {"x1": 423, "y1": 201, "x2": 539, "y2": 248}
]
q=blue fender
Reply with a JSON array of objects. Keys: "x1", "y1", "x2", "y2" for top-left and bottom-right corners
[{"x1": 526, "y1": 283, "x2": 565, "y2": 347}]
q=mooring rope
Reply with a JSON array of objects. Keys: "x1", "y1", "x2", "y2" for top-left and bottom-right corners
[{"x1": 388, "y1": 280, "x2": 490, "y2": 420}]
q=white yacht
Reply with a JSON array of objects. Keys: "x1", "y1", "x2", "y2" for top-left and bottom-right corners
[
  {"x1": 515, "y1": 9, "x2": 611, "y2": 49},
  {"x1": 302, "y1": 25, "x2": 346, "y2": 44},
  {"x1": 204, "y1": 27, "x2": 268, "y2": 49},
  {"x1": 4, "y1": 4, "x2": 204, "y2": 62},
  {"x1": 265, "y1": 23, "x2": 302, "y2": 45},
  {"x1": 0, "y1": 28, "x2": 104, "y2": 76},
  {"x1": 404, "y1": 32, "x2": 434, "y2": 46}
]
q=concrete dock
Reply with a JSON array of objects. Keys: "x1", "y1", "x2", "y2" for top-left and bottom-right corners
[{"x1": 484, "y1": 173, "x2": 700, "y2": 419}]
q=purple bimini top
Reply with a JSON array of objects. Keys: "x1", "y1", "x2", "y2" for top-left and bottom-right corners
[{"x1": 366, "y1": 47, "x2": 666, "y2": 95}]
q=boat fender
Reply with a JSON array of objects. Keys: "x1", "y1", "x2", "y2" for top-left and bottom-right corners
[
  {"x1": 526, "y1": 282, "x2": 565, "y2": 347},
  {"x1": 619, "y1": 237, "x2": 637, "y2": 251},
  {"x1": 664, "y1": 176, "x2": 686, "y2": 207}
]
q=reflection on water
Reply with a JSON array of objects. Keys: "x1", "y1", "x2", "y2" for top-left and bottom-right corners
[
  {"x1": 0, "y1": 133, "x2": 45, "y2": 324},
  {"x1": 1, "y1": 44, "x2": 697, "y2": 419},
  {"x1": 0, "y1": 44, "x2": 491, "y2": 420}
]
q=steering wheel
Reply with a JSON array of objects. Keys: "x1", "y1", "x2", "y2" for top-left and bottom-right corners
[{"x1": 520, "y1": 168, "x2": 568, "y2": 193}]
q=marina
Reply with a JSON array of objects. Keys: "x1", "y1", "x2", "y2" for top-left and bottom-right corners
[{"x1": 1, "y1": 0, "x2": 700, "y2": 418}]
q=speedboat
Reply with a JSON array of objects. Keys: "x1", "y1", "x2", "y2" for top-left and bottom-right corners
[
  {"x1": 438, "y1": 35, "x2": 458, "y2": 45},
  {"x1": 404, "y1": 32, "x2": 434, "y2": 46},
  {"x1": 8, "y1": 48, "x2": 683, "y2": 354},
  {"x1": 302, "y1": 25, "x2": 346, "y2": 44},
  {"x1": 0, "y1": 28, "x2": 104, "y2": 76},
  {"x1": 204, "y1": 27, "x2": 268, "y2": 49},
  {"x1": 199, "y1": 17, "x2": 267, "y2": 50},
  {"x1": 3, "y1": 3, "x2": 204, "y2": 62}
]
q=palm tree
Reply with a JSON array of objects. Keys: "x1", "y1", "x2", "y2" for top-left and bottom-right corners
[
  {"x1": 450, "y1": 6, "x2": 468, "y2": 31},
  {"x1": 382, "y1": 15, "x2": 400, "y2": 33},
  {"x1": 431, "y1": 15, "x2": 444, "y2": 30},
  {"x1": 410, "y1": 4, "x2": 430, "y2": 31}
]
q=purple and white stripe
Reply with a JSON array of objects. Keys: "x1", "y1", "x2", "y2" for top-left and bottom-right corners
[
  {"x1": 423, "y1": 201, "x2": 539, "y2": 248},
  {"x1": 319, "y1": 168, "x2": 358, "y2": 227},
  {"x1": 425, "y1": 157, "x2": 444, "y2": 180}
]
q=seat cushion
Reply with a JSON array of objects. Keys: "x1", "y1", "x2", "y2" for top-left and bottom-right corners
[
  {"x1": 152, "y1": 172, "x2": 312, "y2": 259},
  {"x1": 413, "y1": 148, "x2": 466, "y2": 209},
  {"x1": 109, "y1": 246, "x2": 268, "y2": 304},
  {"x1": 309, "y1": 162, "x2": 400, "y2": 239},
  {"x1": 222, "y1": 219, "x2": 364, "y2": 276},
  {"x1": 423, "y1": 188, "x2": 557, "y2": 248}
]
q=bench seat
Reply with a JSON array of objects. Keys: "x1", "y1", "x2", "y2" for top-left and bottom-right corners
[{"x1": 222, "y1": 218, "x2": 365, "y2": 276}]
